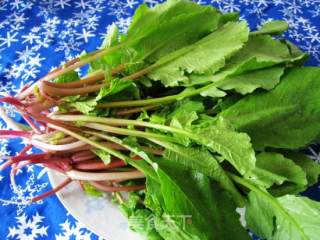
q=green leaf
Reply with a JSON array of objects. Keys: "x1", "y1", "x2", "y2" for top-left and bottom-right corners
[
  {"x1": 222, "y1": 35, "x2": 303, "y2": 74},
  {"x1": 167, "y1": 99, "x2": 205, "y2": 119},
  {"x1": 246, "y1": 192, "x2": 320, "y2": 240},
  {"x1": 153, "y1": 214, "x2": 195, "y2": 240},
  {"x1": 190, "y1": 118, "x2": 256, "y2": 175},
  {"x1": 92, "y1": 149, "x2": 111, "y2": 164},
  {"x1": 251, "y1": 20, "x2": 289, "y2": 35},
  {"x1": 128, "y1": 209, "x2": 163, "y2": 240},
  {"x1": 101, "y1": 83, "x2": 141, "y2": 102},
  {"x1": 148, "y1": 21, "x2": 249, "y2": 87},
  {"x1": 200, "y1": 86, "x2": 226, "y2": 97},
  {"x1": 168, "y1": 100, "x2": 204, "y2": 131},
  {"x1": 216, "y1": 67, "x2": 284, "y2": 95},
  {"x1": 189, "y1": 35, "x2": 305, "y2": 86},
  {"x1": 284, "y1": 152, "x2": 320, "y2": 187},
  {"x1": 120, "y1": 192, "x2": 141, "y2": 217},
  {"x1": 120, "y1": 192, "x2": 163, "y2": 240},
  {"x1": 144, "y1": 177, "x2": 164, "y2": 216},
  {"x1": 82, "y1": 181, "x2": 103, "y2": 197},
  {"x1": 220, "y1": 67, "x2": 320, "y2": 149},
  {"x1": 101, "y1": 24, "x2": 119, "y2": 48},
  {"x1": 96, "y1": 78, "x2": 133, "y2": 101},
  {"x1": 157, "y1": 141, "x2": 244, "y2": 205},
  {"x1": 247, "y1": 152, "x2": 307, "y2": 190},
  {"x1": 54, "y1": 70, "x2": 80, "y2": 83},
  {"x1": 123, "y1": 0, "x2": 223, "y2": 63},
  {"x1": 70, "y1": 98, "x2": 97, "y2": 115},
  {"x1": 149, "y1": 161, "x2": 250, "y2": 240},
  {"x1": 170, "y1": 111, "x2": 198, "y2": 129}
]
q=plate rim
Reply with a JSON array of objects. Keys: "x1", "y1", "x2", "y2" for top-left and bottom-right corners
[{"x1": 47, "y1": 169, "x2": 110, "y2": 239}]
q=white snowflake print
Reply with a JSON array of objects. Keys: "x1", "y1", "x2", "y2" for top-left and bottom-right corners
[
  {"x1": 55, "y1": 218, "x2": 92, "y2": 240},
  {"x1": 0, "y1": 171, "x2": 48, "y2": 215},
  {"x1": 308, "y1": 146, "x2": 320, "y2": 164},
  {"x1": 7, "y1": 212, "x2": 48, "y2": 240},
  {"x1": 0, "y1": 32, "x2": 19, "y2": 47}
]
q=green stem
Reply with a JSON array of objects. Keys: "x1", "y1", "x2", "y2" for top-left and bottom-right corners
[
  {"x1": 98, "y1": 83, "x2": 216, "y2": 108},
  {"x1": 229, "y1": 173, "x2": 308, "y2": 240},
  {"x1": 86, "y1": 131, "x2": 152, "y2": 163},
  {"x1": 47, "y1": 123, "x2": 158, "y2": 181},
  {"x1": 45, "y1": 44, "x2": 125, "y2": 82},
  {"x1": 84, "y1": 122, "x2": 180, "y2": 143},
  {"x1": 51, "y1": 115, "x2": 191, "y2": 137},
  {"x1": 18, "y1": 44, "x2": 126, "y2": 99},
  {"x1": 116, "y1": 105, "x2": 158, "y2": 116},
  {"x1": 86, "y1": 131, "x2": 159, "y2": 181}
]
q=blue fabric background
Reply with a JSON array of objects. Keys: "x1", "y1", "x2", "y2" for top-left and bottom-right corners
[{"x1": 0, "y1": 0, "x2": 319, "y2": 239}]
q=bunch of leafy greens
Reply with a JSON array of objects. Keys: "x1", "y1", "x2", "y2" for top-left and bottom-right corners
[{"x1": 48, "y1": 0, "x2": 320, "y2": 239}]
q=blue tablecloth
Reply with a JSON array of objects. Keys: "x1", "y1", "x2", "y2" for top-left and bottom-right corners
[{"x1": 0, "y1": 0, "x2": 319, "y2": 239}]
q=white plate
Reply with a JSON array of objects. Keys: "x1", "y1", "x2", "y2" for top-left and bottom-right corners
[{"x1": 48, "y1": 170, "x2": 142, "y2": 240}]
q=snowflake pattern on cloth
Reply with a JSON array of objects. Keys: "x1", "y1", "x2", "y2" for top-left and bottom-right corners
[
  {"x1": 8, "y1": 212, "x2": 48, "y2": 240},
  {"x1": 0, "y1": 0, "x2": 319, "y2": 239}
]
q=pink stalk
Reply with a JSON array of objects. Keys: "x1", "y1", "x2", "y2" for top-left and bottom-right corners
[
  {"x1": 73, "y1": 159, "x2": 127, "y2": 171},
  {"x1": 14, "y1": 153, "x2": 72, "y2": 172},
  {"x1": 0, "y1": 144, "x2": 32, "y2": 171},
  {"x1": 19, "y1": 144, "x2": 33, "y2": 156},
  {"x1": 72, "y1": 151, "x2": 97, "y2": 162},
  {"x1": 66, "y1": 169, "x2": 145, "y2": 181},
  {"x1": 90, "y1": 181, "x2": 145, "y2": 193},
  {"x1": 72, "y1": 155, "x2": 98, "y2": 162},
  {"x1": 116, "y1": 105, "x2": 158, "y2": 116},
  {"x1": 0, "y1": 130, "x2": 31, "y2": 139},
  {"x1": 38, "y1": 81, "x2": 61, "y2": 104},
  {"x1": 0, "y1": 96, "x2": 25, "y2": 108},
  {"x1": 40, "y1": 81, "x2": 107, "y2": 97},
  {"x1": 19, "y1": 83, "x2": 31, "y2": 94},
  {"x1": 72, "y1": 150, "x2": 95, "y2": 158},
  {"x1": 42, "y1": 157, "x2": 72, "y2": 172},
  {"x1": 31, "y1": 177, "x2": 73, "y2": 202},
  {"x1": 26, "y1": 101, "x2": 55, "y2": 115},
  {"x1": 18, "y1": 45, "x2": 125, "y2": 100},
  {"x1": 44, "y1": 71, "x2": 105, "y2": 89},
  {"x1": 22, "y1": 114, "x2": 41, "y2": 134},
  {"x1": 0, "y1": 160, "x2": 13, "y2": 171},
  {"x1": 31, "y1": 139, "x2": 87, "y2": 151},
  {"x1": 11, "y1": 152, "x2": 49, "y2": 164}
]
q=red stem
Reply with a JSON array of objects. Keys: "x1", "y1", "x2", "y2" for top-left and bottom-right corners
[
  {"x1": 0, "y1": 130, "x2": 31, "y2": 139},
  {"x1": 19, "y1": 83, "x2": 31, "y2": 94},
  {"x1": 41, "y1": 81, "x2": 107, "y2": 97},
  {"x1": 73, "y1": 159, "x2": 126, "y2": 171},
  {"x1": 22, "y1": 114, "x2": 41, "y2": 134},
  {"x1": 20, "y1": 144, "x2": 33, "y2": 155},
  {"x1": 44, "y1": 72, "x2": 105, "y2": 89},
  {"x1": 0, "y1": 144, "x2": 32, "y2": 171},
  {"x1": 31, "y1": 178, "x2": 73, "y2": 202},
  {"x1": 11, "y1": 152, "x2": 49, "y2": 163},
  {"x1": 38, "y1": 83, "x2": 61, "y2": 104},
  {"x1": 0, "y1": 96, "x2": 25, "y2": 108},
  {"x1": 26, "y1": 101, "x2": 55, "y2": 115},
  {"x1": 0, "y1": 160, "x2": 13, "y2": 171},
  {"x1": 90, "y1": 181, "x2": 145, "y2": 192},
  {"x1": 72, "y1": 151, "x2": 97, "y2": 162}
]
